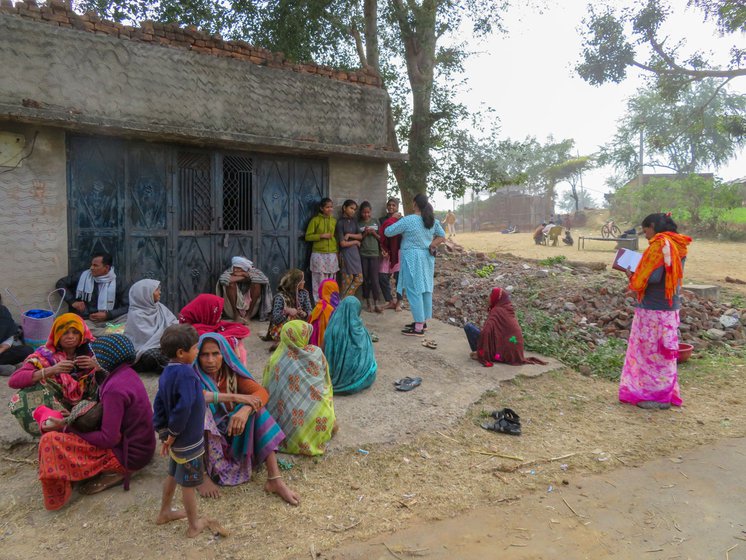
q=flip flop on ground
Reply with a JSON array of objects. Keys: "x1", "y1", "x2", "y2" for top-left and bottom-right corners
[
  {"x1": 393, "y1": 377, "x2": 422, "y2": 391},
  {"x1": 421, "y1": 339, "x2": 437, "y2": 349}
]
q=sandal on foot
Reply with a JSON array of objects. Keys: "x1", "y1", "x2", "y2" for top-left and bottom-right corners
[
  {"x1": 405, "y1": 322, "x2": 428, "y2": 331},
  {"x1": 422, "y1": 339, "x2": 438, "y2": 349},
  {"x1": 79, "y1": 472, "x2": 124, "y2": 495},
  {"x1": 401, "y1": 326, "x2": 424, "y2": 337},
  {"x1": 394, "y1": 377, "x2": 422, "y2": 392}
]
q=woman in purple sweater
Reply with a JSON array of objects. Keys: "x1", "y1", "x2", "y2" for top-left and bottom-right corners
[{"x1": 38, "y1": 335, "x2": 156, "y2": 510}]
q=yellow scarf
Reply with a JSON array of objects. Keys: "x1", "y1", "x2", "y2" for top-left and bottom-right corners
[{"x1": 629, "y1": 231, "x2": 692, "y2": 304}]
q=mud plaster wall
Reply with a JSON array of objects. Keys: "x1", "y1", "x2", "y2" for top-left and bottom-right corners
[
  {"x1": 328, "y1": 158, "x2": 388, "y2": 218},
  {"x1": 0, "y1": 124, "x2": 67, "y2": 319}
]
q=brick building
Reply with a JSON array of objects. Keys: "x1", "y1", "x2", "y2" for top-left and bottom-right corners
[{"x1": 0, "y1": 0, "x2": 402, "y2": 312}]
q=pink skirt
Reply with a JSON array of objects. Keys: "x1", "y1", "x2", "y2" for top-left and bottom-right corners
[{"x1": 619, "y1": 308, "x2": 682, "y2": 406}]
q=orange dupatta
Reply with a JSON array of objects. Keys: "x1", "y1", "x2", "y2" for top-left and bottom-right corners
[
  {"x1": 629, "y1": 231, "x2": 692, "y2": 305},
  {"x1": 309, "y1": 279, "x2": 339, "y2": 349}
]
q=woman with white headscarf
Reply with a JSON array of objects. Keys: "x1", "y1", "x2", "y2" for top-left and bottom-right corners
[
  {"x1": 124, "y1": 279, "x2": 178, "y2": 373},
  {"x1": 215, "y1": 256, "x2": 273, "y2": 322}
]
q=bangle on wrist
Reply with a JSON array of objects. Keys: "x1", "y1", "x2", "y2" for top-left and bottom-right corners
[
  {"x1": 40, "y1": 368, "x2": 45, "y2": 379},
  {"x1": 213, "y1": 392, "x2": 219, "y2": 405}
]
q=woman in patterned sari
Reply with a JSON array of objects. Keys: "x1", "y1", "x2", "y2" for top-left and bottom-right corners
[
  {"x1": 619, "y1": 213, "x2": 692, "y2": 410},
  {"x1": 262, "y1": 321, "x2": 335, "y2": 456},
  {"x1": 8, "y1": 313, "x2": 98, "y2": 436},
  {"x1": 195, "y1": 333, "x2": 299, "y2": 505}
]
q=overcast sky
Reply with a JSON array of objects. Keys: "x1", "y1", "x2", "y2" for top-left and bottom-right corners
[{"x1": 433, "y1": 0, "x2": 745, "y2": 210}]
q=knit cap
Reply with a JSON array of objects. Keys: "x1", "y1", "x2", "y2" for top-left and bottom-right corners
[{"x1": 90, "y1": 334, "x2": 135, "y2": 372}]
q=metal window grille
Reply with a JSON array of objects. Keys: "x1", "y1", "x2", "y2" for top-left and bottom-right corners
[
  {"x1": 222, "y1": 155, "x2": 253, "y2": 231},
  {"x1": 178, "y1": 152, "x2": 212, "y2": 231}
]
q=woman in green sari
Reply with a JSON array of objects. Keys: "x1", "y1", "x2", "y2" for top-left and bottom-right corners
[
  {"x1": 323, "y1": 297, "x2": 377, "y2": 394},
  {"x1": 262, "y1": 321, "x2": 335, "y2": 456}
]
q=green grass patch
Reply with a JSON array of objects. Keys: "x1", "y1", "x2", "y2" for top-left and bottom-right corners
[
  {"x1": 538, "y1": 255, "x2": 567, "y2": 266},
  {"x1": 719, "y1": 207, "x2": 746, "y2": 225}
]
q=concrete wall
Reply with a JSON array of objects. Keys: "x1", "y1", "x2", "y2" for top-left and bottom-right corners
[
  {"x1": 329, "y1": 158, "x2": 388, "y2": 219},
  {"x1": 0, "y1": 14, "x2": 396, "y2": 161},
  {"x1": 0, "y1": 123, "x2": 67, "y2": 320}
]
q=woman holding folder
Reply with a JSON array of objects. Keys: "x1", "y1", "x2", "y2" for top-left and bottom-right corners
[{"x1": 618, "y1": 213, "x2": 692, "y2": 410}]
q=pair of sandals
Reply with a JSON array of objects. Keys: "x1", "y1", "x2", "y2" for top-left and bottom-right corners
[
  {"x1": 421, "y1": 339, "x2": 437, "y2": 349},
  {"x1": 394, "y1": 376, "x2": 422, "y2": 392},
  {"x1": 481, "y1": 408, "x2": 521, "y2": 436}
]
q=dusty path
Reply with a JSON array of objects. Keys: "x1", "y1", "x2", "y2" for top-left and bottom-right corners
[
  {"x1": 456, "y1": 231, "x2": 746, "y2": 295},
  {"x1": 326, "y1": 437, "x2": 746, "y2": 559}
]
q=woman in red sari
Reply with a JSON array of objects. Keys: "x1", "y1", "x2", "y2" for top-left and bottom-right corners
[
  {"x1": 179, "y1": 294, "x2": 250, "y2": 363},
  {"x1": 464, "y1": 288, "x2": 547, "y2": 367}
]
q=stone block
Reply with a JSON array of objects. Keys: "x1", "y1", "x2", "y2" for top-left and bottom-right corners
[{"x1": 682, "y1": 284, "x2": 720, "y2": 301}]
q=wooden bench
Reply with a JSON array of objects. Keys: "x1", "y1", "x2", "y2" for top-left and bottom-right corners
[{"x1": 577, "y1": 236, "x2": 639, "y2": 251}]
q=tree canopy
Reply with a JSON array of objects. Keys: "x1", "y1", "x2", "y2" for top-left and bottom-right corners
[
  {"x1": 576, "y1": 0, "x2": 746, "y2": 95},
  {"x1": 601, "y1": 78, "x2": 746, "y2": 177}
]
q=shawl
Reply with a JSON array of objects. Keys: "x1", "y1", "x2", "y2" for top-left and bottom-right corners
[
  {"x1": 0, "y1": 304, "x2": 18, "y2": 343},
  {"x1": 179, "y1": 294, "x2": 250, "y2": 349},
  {"x1": 324, "y1": 297, "x2": 377, "y2": 394},
  {"x1": 231, "y1": 256, "x2": 253, "y2": 271},
  {"x1": 216, "y1": 265, "x2": 273, "y2": 321},
  {"x1": 195, "y1": 333, "x2": 264, "y2": 459},
  {"x1": 124, "y1": 279, "x2": 178, "y2": 359},
  {"x1": 476, "y1": 288, "x2": 547, "y2": 366},
  {"x1": 380, "y1": 216, "x2": 402, "y2": 268},
  {"x1": 308, "y1": 279, "x2": 339, "y2": 349},
  {"x1": 629, "y1": 231, "x2": 692, "y2": 305},
  {"x1": 262, "y1": 321, "x2": 335, "y2": 456},
  {"x1": 76, "y1": 268, "x2": 117, "y2": 311},
  {"x1": 277, "y1": 268, "x2": 305, "y2": 308},
  {"x1": 24, "y1": 313, "x2": 96, "y2": 403}
]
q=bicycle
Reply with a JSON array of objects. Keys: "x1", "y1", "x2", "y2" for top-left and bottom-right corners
[{"x1": 601, "y1": 219, "x2": 621, "y2": 239}]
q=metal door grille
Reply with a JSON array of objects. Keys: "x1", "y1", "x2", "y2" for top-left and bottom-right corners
[
  {"x1": 178, "y1": 152, "x2": 212, "y2": 231},
  {"x1": 222, "y1": 155, "x2": 253, "y2": 230}
]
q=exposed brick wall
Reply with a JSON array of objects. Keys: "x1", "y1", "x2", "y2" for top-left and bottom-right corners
[{"x1": 0, "y1": 0, "x2": 383, "y2": 88}]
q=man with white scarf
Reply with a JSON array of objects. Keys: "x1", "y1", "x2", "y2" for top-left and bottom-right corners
[
  {"x1": 215, "y1": 256, "x2": 273, "y2": 322},
  {"x1": 55, "y1": 252, "x2": 129, "y2": 336}
]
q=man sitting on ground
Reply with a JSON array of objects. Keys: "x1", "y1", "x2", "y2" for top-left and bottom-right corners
[{"x1": 55, "y1": 252, "x2": 129, "y2": 336}]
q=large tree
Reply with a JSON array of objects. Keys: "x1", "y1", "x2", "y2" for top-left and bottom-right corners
[
  {"x1": 545, "y1": 156, "x2": 595, "y2": 213},
  {"x1": 577, "y1": 0, "x2": 746, "y2": 95},
  {"x1": 75, "y1": 0, "x2": 511, "y2": 205},
  {"x1": 601, "y1": 79, "x2": 746, "y2": 177}
]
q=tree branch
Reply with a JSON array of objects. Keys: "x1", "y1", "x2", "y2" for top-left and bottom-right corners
[
  {"x1": 645, "y1": 38, "x2": 746, "y2": 78},
  {"x1": 350, "y1": 23, "x2": 367, "y2": 67}
]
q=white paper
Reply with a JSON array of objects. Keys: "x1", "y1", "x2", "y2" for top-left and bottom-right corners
[{"x1": 616, "y1": 248, "x2": 643, "y2": 272}]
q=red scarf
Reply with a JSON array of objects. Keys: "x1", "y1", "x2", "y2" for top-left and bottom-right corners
[
  {"x1": 380, "y1": 216, "x2": 402, "y2": 267},
  {"x1": 179, "y1": 294, "x2": 249, "y2": 348},
  {"x1": 476, "y1": 288, "x2": 547, "y2": 366}
]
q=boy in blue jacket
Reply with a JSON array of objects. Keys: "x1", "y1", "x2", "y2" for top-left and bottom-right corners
[{"x1": 153, "y1": 324, "x2": 226, "y2": 538}]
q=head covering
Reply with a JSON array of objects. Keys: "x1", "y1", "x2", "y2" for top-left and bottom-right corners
[
  {"x1": 48, "y1": 313, "x2": 93, "y2": 351},
  {"x1": 476, "y1": 287, "x2": 547, "y2": 366},
  {"x1": 262, "y1": 321, "x2": 335, "y2": 456},
  {"x1": 179, "y1": 294, "x2": 250, "y2": 349},
  {"x1": 231, "y1": 257, "x2": 253, "y2": 271},
  {"x1": 324, "y1": 297, "x2": 377, "y2": 395},
  {"x1": 125, "y1": 279, "x2": 178, "y2": 359},
  {"x1": 308, "y1": 279, "x2": 339, "y2": 349},
  {"x1": 91, "y1": 334, "x2": 136, "y2": 373},
  {"x1": 629, "y1": 231, "x2": 692, "y2": 305}
]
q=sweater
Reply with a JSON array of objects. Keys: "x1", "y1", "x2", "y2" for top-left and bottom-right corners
[
  {"x1": 72, "y1": 364, "x2": 156, "y2": 472},
  {"x1": 305, "y1": 214, "x2": 338, "y2": 254},
  {"x1": 152, "y1": 362, "x2": 205, "y2": 462}
]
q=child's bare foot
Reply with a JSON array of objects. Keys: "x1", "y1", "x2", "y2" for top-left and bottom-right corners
[
  {"x1": 265, "y1": 477, "x2": 300, "y2": 506},
  {"x1": 394, "y1": 303, "x2": 402, "y2": 312},
  {"x1": 366, "y1": 301, "x2": 373, "y2": 312},
  {"x1": 332, "y1": 421, "x2": 339, "y2": 436},
  {"x1": 384, "y1": 301, "x2": 397, "y2": 310},
  {"x1": 197, "y1": 478, "x2": 221, "y2": 499},
  {"x1": 469, "y1": 351, "x2": 478, "y2": 361},
  {"x1": 374, "y1": 305, "x2": 383, "y2": 314},
  {"x1": 156, "y1": 509, "x2": 187, "y2": 525}
]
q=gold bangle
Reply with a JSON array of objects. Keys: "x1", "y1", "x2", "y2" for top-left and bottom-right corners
[{"x1": 40, "y1": 368, "x2": 46, "y2": 379}]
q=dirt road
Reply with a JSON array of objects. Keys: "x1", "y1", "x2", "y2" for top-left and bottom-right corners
[
  {"x1": 326, "y1": 437, "x2": 746, "y2": 560},
  {"x1": 455, "y1": 231, "x2": 746, "y2": 295}
]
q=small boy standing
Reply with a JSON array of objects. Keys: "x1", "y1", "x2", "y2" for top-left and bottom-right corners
[{"x1": 153, "y1": 324, "x2": 226, "y2": 538}]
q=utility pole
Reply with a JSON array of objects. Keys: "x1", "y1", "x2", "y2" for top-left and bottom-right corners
[{"x1": 638, "y1": 127, "x2": 644, "y2": 188}]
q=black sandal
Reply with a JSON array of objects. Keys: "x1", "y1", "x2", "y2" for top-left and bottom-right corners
[
  {"x1": 401, "y1": 326, "x2": 425, "y2": 337},
  {"x1": 481, "y1": 408, "x2": 521, "y2": 436}
]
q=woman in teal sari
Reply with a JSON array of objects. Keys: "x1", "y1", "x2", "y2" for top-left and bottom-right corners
[
  {"x1": 194, "y1": 333, "x2": 299, "y2": 505},
  {"x1": 324, "y1": 297, "x2": 377, "y2": 394}
]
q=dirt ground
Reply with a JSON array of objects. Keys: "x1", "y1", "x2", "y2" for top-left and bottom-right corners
[
  {"x1": 1, "y1": 235, "x2": 746, "y2": 559},
  {"x1": 454, "y1": 230, "x2": 746, "y2": 295}
]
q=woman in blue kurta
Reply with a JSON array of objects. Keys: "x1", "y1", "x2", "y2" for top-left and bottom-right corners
[
  {"x1": 324, "y1": 297, "x2": 377, "y2": 394},
  {"x1": 384, "y1": 194, "x2": 446, "y2": 336}
]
